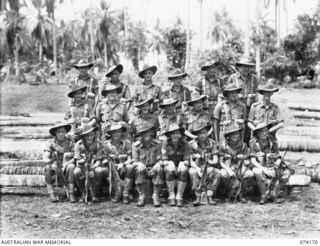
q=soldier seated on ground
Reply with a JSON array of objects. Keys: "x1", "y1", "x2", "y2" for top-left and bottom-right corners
[
  {"x1": 218, "y1": 124, "x2": 254, "y2": 203},
  {"x1": 103, "y1": 122, "x2": 133, "y2": 204},
  {"x1": 73, "y1": 124, "x2": 106, "y2": 203},
  {"x1": 249, "y1": 122, "x2": 291, "y2": 205},
  {"x1": 132, "y1": 123, "x2": 163, "y2": 207},
  {"x1": 188, "y1": 122, "x2": 221, "y2": 206},
  {"x1": 43, "y1": 122, "x2": 75, "y2": 203},
  {"x1": 161, "y1": 124, "x2": 190, "y2": 207}
]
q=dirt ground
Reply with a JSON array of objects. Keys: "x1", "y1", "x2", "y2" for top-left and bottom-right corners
[{"x1": 0, "y1": 184, "x2": 319, "y2": 239}]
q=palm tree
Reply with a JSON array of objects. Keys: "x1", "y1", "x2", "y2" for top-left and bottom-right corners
[
  {"x1": 198, "y1": 0, "x2": 203, "y2": 53},
  {"x1": 149, "y1": 19, "x2": 166, "y2": 66}
]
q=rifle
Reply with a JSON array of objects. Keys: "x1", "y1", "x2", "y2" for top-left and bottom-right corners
[
  {"x1": 52, "y1": 151, "x2": 70, "y2": 200},
  {"x1": 265, "y1": 150, "x2": 288, "y2": 198},
  {"x1": 228, "y1": 158, "x2": 244, "y2": 203},
  {"x1": 84, "y1": 153, "x2": 95, "y2": 205},
  {"x1": 198, "y1": 153, "x2": 209, "y2": 204},
  {"x1": 108, "y1": 154, "x2": 125, "y2": 202}
]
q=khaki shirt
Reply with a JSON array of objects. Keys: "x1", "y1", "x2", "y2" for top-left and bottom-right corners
[
  {"x1": 218, "y1": 141, "x2": 249, "y2": 165},
  {"x1": 133, "y1": 82, "x2": 162, "y2": 102},
  {"x1": 103, "y1": 80, "x2": 131, "y2": 100},
  {"x1": 74, "y1": 139, "x2": 104, "y2": 162},
  {"x1": 65, "y1": 101, "x2": 95, "y2": 127},
  {"x1": 44, "y1": 138, "x2": 74, "y2": 167},
  {"x1": 158, "y1": 112, "x2": 183, "y2": 133},
  {"x1": 229, "y1": 73, "x2": 258, "y2": 98},
  {"x1": 189, "y1": 138, "x2": 218, "y2": 167},
  {"x1": 132, "y1": 139, "x2": 162, "y2": 167},
  {"x1": 214, "y1": 100, "x2": 246, "y2": 123},
  {"x1": 69, "y1": 74, "x2": 99, "y2": 95},
  {"x1": 248, "y1": 101, "x2": 282, "y2": 125},
  {"x1": 96, "y1": 102, "x2": 129, "y2": 125},
  {"x1": 130, "y1": 113, "x2": 159, "y2": 137},
  {"x1": 103, "y1": 139, "x2": 132, "y2": 164},
  {"x1": 164, "y1": 85, "x2": 191, "y2": 109},
  {"x1": 195, "y1": 77, "x2": 223, "y2": 102},
  {"x1": 162, "y1": 139, "x2": 190, "y2": 166},
  {"x1": 182, "y1": 110, "x2": 212, "y2": 131}
]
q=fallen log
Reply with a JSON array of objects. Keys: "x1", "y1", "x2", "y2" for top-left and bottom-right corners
[
  {"x1": 288, "y1": 103, "x2": 320, "y2": 112},
  {"x1": 286, "y1": 174, "x2": 311, "y2": 186},
  {"x1": 0, "y1": 126, "x2": 50, "y2": 140},
  {"x1": 0, "y1": 160, "x2": 45, "y2": 167},
  {"x1": 0, "y1": 174, "x2": 46, "y2": 187},
  {"x1": 290, "y1": 163, "x2": 320, "y2": 183},
  {"x1": 292, "y1": 111, "x2": 320, "y2": 120},
  {"x1": 279, "y1": 126, "x2": 320, "y2": 138},
  {"x1": 278, "y1": 135, "x2": 320, "y2": 152},
  {"x1": 0, "y1": 139, "x2": 46, "y2": 159},
  {"x1": 0, "y1": 166, "x2": 45, "y2": 175}
]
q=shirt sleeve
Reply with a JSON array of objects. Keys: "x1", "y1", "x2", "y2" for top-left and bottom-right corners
[
  {"x1": 161, "y1": 140, "x2": 169, "y2": 161},
  {"x1": 195, "y1": 80, "x2": 202, "y2": 94},
  {"x1": 132, "y1": 143, "x2": 139, "y2": 162},
  {"x1": 248, "y1": 104, "x2": 256, "y2": 123},
  {"x1": 183, "y1": 143, "x2": 190, "y2": 163},
  {"x1": 74, "y1": 142, "x2": 82, "y2": 160},
  {"x1": 213, "y1": 103, "x2": 222, "y2": 121}
]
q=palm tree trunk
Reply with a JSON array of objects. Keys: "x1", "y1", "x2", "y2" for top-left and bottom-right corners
[
  {"x1": 53, "y1": 12, "x2": 57, "y2": 82},
  {"x1": 199, "y1": 0, "x2": 203, "y2": 53},
  {"x1": 14, "y1": 35, "x2": 20, "y2": 82},
  {"x1": 90, "y1": 0, "x2": 95, "y2": 60},
  {"x1": 256, "y1": 45, "x2": 261, "y2": 79},
  {"x1": 39, "y1": 41, "x2": 43, "y2": 64},
  {"x1": 104, "y1": 41, "x2": 108, "y2": 69},
  {"x1": 185, "y1": 0, "x2": 190, "y2": 71},
  {"x1": 244, "y1": 0, "x2": 250, "y2": 59}
]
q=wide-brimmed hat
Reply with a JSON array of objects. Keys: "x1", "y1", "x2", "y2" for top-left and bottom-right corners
[
  {"x1": 67, "y1": 84, "x2": 87, "y2": 98},
  {"x1": 252, "y1": 122, "x2": 274, "y2": 137},
  {"x1": 79, "y1": 123, "x2": 97, "y2": 136},
  {"x1": 106, "y1": 122, "x2": 127, "y2": 134},
  {"x1": 258, "y1": 82, "x2": 279, "y2": 94},
  {"x1": 168, "y1": 68, "x2": 187, "y2": 80},
  {"x1": 190, "y1": 121, "x2": 211, "y2": 135},
  {"x1": 201, "y1": 61, "x2": 221, "y2": 71},
  {"x1": 187, "y1": 91, "x2": 207, "y2": 106},
  {"x1": 222, "y1": 83, "x2": 242, "y2": 97},
  {"x1": 235, "y1": 59, "x2": 255, "y2": 67},
  {"x1": 49, "y1": 122, "x2": 71, "y2": 136},
  {"x1": 224, "y1": 124, "x2": 244, "y2": 138},
  {"x1": 159, "y1": 98, "x2": 179, "y2": 108},
  {"x1": 101, "y1": 84, "x2": 122, "y2": 96},
  {"x1": 138, "y1": 64, "x2": 157, "y2": 78},
  {"x1": 135, "y1": 98, "x2": 154, "y2": 108},
  {"x1": 164, "y1": 124, "x2": 185, "y2": 137},
  {"x1": 105, "y1": 64, "x2": 124, "y2": 77},
  {"x1": 73, "y1": 59, "x2": 94, "y2": 69},
  {"x1": 136, "y1": 123, "x2": 155, "y2": 137}
]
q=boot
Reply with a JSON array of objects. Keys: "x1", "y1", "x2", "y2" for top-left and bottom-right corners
[
  {"x1": 90, "y1": 187, "x2": 100, "y2": 203},
  {"x1": 207, "y1": 190, "x2": 217, "y2": 205},
  {"x1": 47, "y1": 184, "x2": 58, "y2": 202},
  {"x1": 176, "y1": 181, "x2": 187, "y2": 207},
  {"x1": 259, "y1": 195, "x2": 267, "y2": 205},
  {"x1": 123, "y1": 178, "x2": 134, "y2": 204},
  {"x1": 136, "y1": 184, "x2": 145, "y2": 207},
  {"x1": 193, "y1": 191, "x2": 201, "y2": 206},
  {"x1": 256, "y1": 178, "x2": 267, "y2": 205},
  {"x1": 78, "y1": 193, "x2": 86, "y2": 203},
  {"x1": 68, "y1": 184, "x2": 76, "y2": 203},
  {"x1": 239, "y1": 195, "x2": 248, "y2": 203},
  {"x1": 152, "y1": 185, "x2": 162, "y2": 207},
  {"x1": 166, "y1": 181, "x2": 176, "y2": 206}
]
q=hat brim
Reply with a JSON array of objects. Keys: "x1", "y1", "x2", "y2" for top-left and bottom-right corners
[
  {"x1": 68, "y1": 86, "x2": 87, "y2": 98},
  {"x1": 138, "y1": 66, "x2": 157, "y2": 78},
  {"x1": 201, "y1": 62, "x2": 220, "y2": 71},
  {"x1": 191, "y1": 125, "x2": 211, "y2": 135},
  {"x1": 102, "y1": 87, "x2": 122, "y2": 96},
  {"x1": 224, "y1": 127, "x2": 243, "y2": 137},
  {"x1": 187, "y1": 95, "x2": 207, "y2": 106},
  {"x1": 107, "y1": 125, "x2": 127, "y2": 134},
  {"x1": 49, "y1": 124, "x2": 71, "y2": 136},
  {"x1": 164, "y1": 127, "x2": 185, "y2": 137},
  {"x1": 168, "y1": 73, "x2": 187, "y2": 80},
  {"x1": 80, "y1": 126, "x2": 97, "y2": 136},
  {"x1": 223, "y1": 88, "x2": 242, "y2": 97},
  {"x1": 73, "y1": 63, "x2": 94, "y2": 69},
  {"x1": 105, "y1": 64, "x2": 124, "y2": 77},
  {"x1": 159, "y1": 99, "x2": 179, "y2": 108},
  {"x1": 235, "y1": 62, "x2": 256, "y2": 67},
  {"x1": 135, "y1": 98, "x2": 154, "y2": 108},
  {"x1": 252, "y1": 123, "x2": 274, "y2": 136},
  {"x1": 136, "y1": 126, "x2": 155, "y2": 137},
  {"x1": 258, "y1": 88, "x2": 279, "y2": 94}
]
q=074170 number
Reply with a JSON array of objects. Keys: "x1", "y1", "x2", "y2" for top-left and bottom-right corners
[{"x1": 300, "y1": 240, "x2": 318, "y2": 245}]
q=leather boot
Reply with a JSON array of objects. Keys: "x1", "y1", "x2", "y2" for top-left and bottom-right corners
[
  {"x1": 193, "y1": 191, "x2": 201, "y2": 206},
  {"x1": 68, "y1": 184, "x2": 76, "y2": 203},
  {"x1": 47, "y1": 184, "x2": 58, "y2": 202},
  {"x1": 166, "y1": 181, "x2": 176, "y2": 206},
  {"x1": 152, "y1": 185, "x2": 162, "y2": 207},
  {"x1": 259, "y1": 195, "x2": 267, "y2": 204},
  {"x1": 176, "y1": 181, "x2": 187, "y2": 207},
  {"x1": 136, "y1": 184, "x2": 145, "y2": 207},
  {"x1": 256, "y1": 177, "x2": 267, "y2": 204},
  {"x1": 123, "y1": 178, "x2": 133, "y2": 204},
  {"x1": 207, "y1": 190, "x2": 216, "y2": 205},
  {"x1": 78, "y1": 193, "x2": 86, "y2": 203},
  {"x1": 90, "y1": 186, "x2": 100, "y2": 203}
]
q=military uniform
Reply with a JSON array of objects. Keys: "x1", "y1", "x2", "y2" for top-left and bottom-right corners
[
  {"x1": 133, "y1": 83, "x2": 162, "y2": 112},
  {"x1": 182, "y1": 110, "x2": 212, "y2": 133},
  {"x1": 69, "y1": 74, "x2": 99, "y2": 96},
  {"x1": 65, "y1": 100, "x2": 95, "y2": 129},
  {"x1": 130, "y1": 113, "x2": 159, "y2": 139},
  {"x1": 158, "y1": 111, "x2": 183, "y2": 134},
  {"x1": 163, "y1": 85, "x2": 191, "y2": 114}
]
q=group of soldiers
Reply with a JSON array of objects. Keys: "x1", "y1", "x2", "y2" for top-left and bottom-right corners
[{"x1": 43, "y1": 59, "x2": 292, "y2": 207}]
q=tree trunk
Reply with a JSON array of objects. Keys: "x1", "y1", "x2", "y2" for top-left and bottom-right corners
[
  {"x1": 185, "y1": 0, "x2": 190, "y2": 72},
  {"x1": 90, "y1": 0, "x2": 95, "y2": 60},
  {"x1": 104, "y1": 41, "x2": 108, "y2": 70},
  {"x1": 39, "y1": 41, "x2": 43, "y2": 65},
  {"x1": 244, "y1": 0, "x2": 250, "y2": 59},
  {"x1": 52, "y1": 12, "x2": 57, "y2": 82},
  {"x1": 256, "y1": 45, "x2": 261, "y2": 79},
  {"x1": 199, "y1": 0, "x2": 203, "y2": 53},
  {"x1": 14, "y1": 35, "x2": 20, "y2": 82}
]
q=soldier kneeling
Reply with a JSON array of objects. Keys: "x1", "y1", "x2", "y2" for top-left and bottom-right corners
[
  {"x1": 250, "y1": 122, "x2": 291, "y2": 204},
  {"x1": 161, "y1": 124, "x2": 190, "y2": 207},
  {"x1": 132, "y1": 123, "x2": 163, "y2": 207},
  {"x1": 74, "y1": 124, "x2": 106, "y2": 203}
]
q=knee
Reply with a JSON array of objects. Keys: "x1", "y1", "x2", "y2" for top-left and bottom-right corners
[
  {"x1": 189, "y1": 168, "x2": 197, "y2": 177},
  {"x1": 220, "y1": 169, "x2": 228, "y2": 179},
  {"x1": 164, "y1": 161, "x2": 176, "y2": 173},
  {"x1": 135, "y1": 162, "x2": 146, "y2": 173},
  {"x1": 74, "y1": 167, "x2": 83, "y2": 177},
  {"x1": 65, "y1": 163, "x2": 75, "y2": 172}
]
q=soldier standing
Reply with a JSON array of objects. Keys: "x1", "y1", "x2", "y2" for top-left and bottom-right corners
[
  {"x1": 73, "y1": 124, "x2": 106, "y2": 203},
  {"x1": 103, "y1": 122, "x2": 133, "y2": 204},
  {"x1": 195, "y1": 61, "x2": 224, "y2": 114},
  {"x1": 132, "y1": 123, "x2": 163, "y2": 207},
  {"x1": 248, "y1": 81, "x2": 284, "y2": 140},
  {"x1": 213, "y1": 83, "x2": 246, "y2": 144},
  {"x1": 218, "y1": 125, "x2": 254, "y2": 203},
  {"x1": 161, "y1": 124, "x2": 190, "y2": 207},
  {"x1": 165, "y1": 69, "x2": 191, "y2": 114},
  {"x1": 133, "y1": 64, "x2": 163, "y2": 113},
  {"x1": 43, "y1": 122, "x2": 75, "y2": 202},
  {"x1": 249, "y1": 123, "x2": 291, "y2": 204},
  {"x1": 158, "y1": 98, "x2": 182, "y2": 135},
  {"x1": 189, "y1": 122, "x2": 221, "y2": 206}
]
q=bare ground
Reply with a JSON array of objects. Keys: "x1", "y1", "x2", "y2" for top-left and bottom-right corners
[{"x1": 0, "y1": 184, "x2": 319, "y2": 239}]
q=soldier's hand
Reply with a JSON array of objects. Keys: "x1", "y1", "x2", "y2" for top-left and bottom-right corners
[
  {"x1": 227, "y1": 169, "x2": 235, "y2": 177},
  {"x1": 193, "y1": 154, "x2": 201, "y2": 160},
  {"x1": 237, "y1": 154, "x2": 245, "y2": 160},
  {"x1": 248, "y1": 93, "x2": 256, "y2": 98},
  {"x1": 77, "y1": 159, "x2": 86, "y2": 166},
  {"x1": 197, "y1": 167, "x2": 202, "y2": 177},
  {"x1": 235, "y1": 119, "x2": 244, "y2": 125},
  {"x1": 89, "y1": 170, "x2": 94, "y2": 178},
  {"x1": 262, "y1": 167, "x2": 273, "y2": 177}
]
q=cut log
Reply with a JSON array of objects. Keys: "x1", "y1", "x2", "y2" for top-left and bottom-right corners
[
  {"x1": 286, "y1": 174, "x2": 311, "y2": 186},
  {"x1": 293, "y1": 111, "x2": 320, "y2": 120},
  {"x1": 0, "y1": 174, "x2": 46, "y2": 187},
  {"x1": 0, "y1": 113, "x2": 65, "y2": 127},
  {"x1": 0, "y1": 126, "x2": 50, "y2": 140},
  {"x1": 278, "y1": 135, "x2": 320, "y2": 152},
  {"x1": 0, "y1": 160, "x2": 46, "y2": 167},
  {"x1": 0, "y1": 122, "x2": 54, "y2": 127},
  {"x1": 290, "y1": 163, "x2": 320, "y2": 183},
  {"x1": 279, "y1": 126, "x2": 320, "y2": 138},
  {"x1": 288, "y1": 103, "x2": 320, "y2": 112},
  {"x1": 0, "y1": 139, "x2": 46, "y2": 159},
  {"x1": 0, "y1": 166, "x2": 46, "y2": 175}
]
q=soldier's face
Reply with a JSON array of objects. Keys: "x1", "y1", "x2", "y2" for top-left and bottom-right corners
[
  {"x1": 165, "y1": 105, "x2": 175, "y2": 114},
  {"x1": 229, "y1": 131, "x2": 240, "y2": 142},
  {"x1": 110, "y1": 70, "x2": 120, "y2": 81},
  {"x1": 74, "y1": 90, "x2": 84, "y2": 101},
  {"x1": 79, "y1": 67, "x2": 89, "y2": 75},
  {"x1": 107, "y1": 91, "x2": 117, "y2": 102},
  {"x1": 239, "y1": 66, "x2": 251, "y2": 75},
  {"x1": 226, "y1": 91, "x2": 238, "y2": 101},
  {"x1": 84, "y1": 131, "x2": 95, "y2": 143},
  {"x1": 143, "y1": 70, "x2": 154, "y2": 81},
  {"x1": 193, "y1": 101, "x2": 203, "y2": 111},
  {"x1": 55, "y1": 127, "x2": 67, "y2": 141},
  {"x1": 258, "y1": 127, "x2": 269, "y2": 140},
  {"x1": 141, "y1": 130, "x2": 153, "y2": 142},
  {"x1": 207, "y1": 67, "x2": 216, "y2": 77},
  {"x1": 197, "y1": 129, "x2": 208, "y2": 142},
  {"x1": 111, "y1": 129, "x2": 122, "y2": 140},
  {"x1": 140, "y1": 104, "x2": 151, "y2": 114},
  {"x1": 262, "y1": 92, "x2": 273, "y2": 101},
  {"x1": 173, "y1": 78, "x2": 182, "y2": 85},
  {"x1": 170, "y1": 130, "x2": 182, "y2": 143}
]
